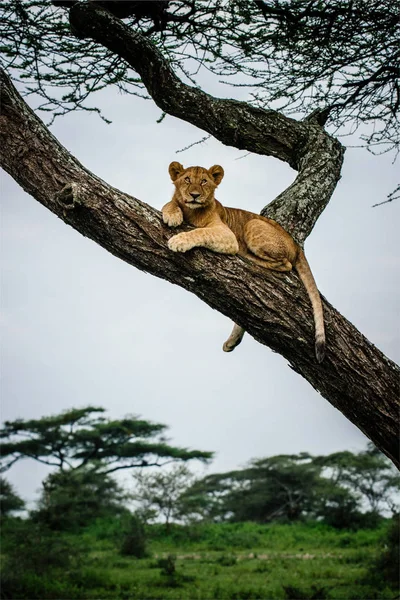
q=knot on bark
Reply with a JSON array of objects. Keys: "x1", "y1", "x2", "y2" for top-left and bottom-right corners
[{"x1": 54, "y1": 183, "x2": 81, "y2": 211}]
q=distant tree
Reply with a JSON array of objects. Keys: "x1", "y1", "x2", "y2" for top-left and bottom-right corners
[
  {"x1": 32, "y1": 465, "x2": 128, "y2": 530},
  {"x1": 0, "y1": 477, "x2": 25, "y2": 517},
  {"x1": 0, "y1": 406, "x2": 213, "y2": 475},
  {"x1": 180, "y1": 448, "x2": 397, "y2": 527},
  {"x1": 181, "y1": 453, "x2": 328, "y2": 524},
  {"x1": 313, "y1": 480, "x2": 365, "y2": 529},
  {"x1": 315, "y1": 444, "x2": 400, "y2": 516},
  {"x1": 229, "y1": 454, "x2": 323, "y2": 522},
  {"x1": 132, "y1": 464, "x2": 194, "y2": 530},
  {"x1": 178, "y1": 469, "x2": 240, "y2": 523}
]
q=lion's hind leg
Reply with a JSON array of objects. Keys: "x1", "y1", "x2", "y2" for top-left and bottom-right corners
[{"x1": 244, "y1": 219, "x2": 293, "y2": 272}]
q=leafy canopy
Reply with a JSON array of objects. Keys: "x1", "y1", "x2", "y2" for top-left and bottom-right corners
[
  {"x1": 32, "y1": 465, "x2": 129, "y2": 530},
  {"x1": 0, "y1": 477, "x2": 25, "y2": 517},
  {"x1": 178, "y1": 448, "x2": 399, "y2": 527},
  {"x1": 0, "y1": 406, "x2": 213, "y2": 474}
]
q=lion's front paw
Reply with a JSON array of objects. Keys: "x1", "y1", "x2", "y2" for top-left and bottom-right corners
[
  {"x1": 163, "y1": 211, "x2": 183, "y2": 227},
  {"x1": 168, "y1": 233, "x2": 193, "y2": 253}
]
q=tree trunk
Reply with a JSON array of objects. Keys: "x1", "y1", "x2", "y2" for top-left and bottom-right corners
[{"x1": 1, "y1": 68, "x2": 398, "y2": 468}]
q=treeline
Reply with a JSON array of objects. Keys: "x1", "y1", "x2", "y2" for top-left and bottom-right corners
[
  {"x1": 134, "y1": 449, "x2": 400, "y2": 531},
  {"x1": 1, "y1": 406, "x2": 398, "y2": 531}
]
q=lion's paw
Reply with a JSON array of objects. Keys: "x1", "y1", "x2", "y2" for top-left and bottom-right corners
[
  {"x1": 163, "y1": 212, "x2": 183, "y2": 227},
  {"x1": 168, "y1": 233, "x2": 193, "y2": 253}
]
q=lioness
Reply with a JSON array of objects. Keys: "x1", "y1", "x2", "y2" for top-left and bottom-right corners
[{"x1": 162, "y1": 162, "x2": 325, "y2": 363}]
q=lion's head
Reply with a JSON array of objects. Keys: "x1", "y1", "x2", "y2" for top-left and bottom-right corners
[{"x1": 169, "y1": 162, "x2": 224, "y2": 209}]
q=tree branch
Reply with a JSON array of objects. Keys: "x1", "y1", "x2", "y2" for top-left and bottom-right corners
[
  {"x1": 1, "y1": 69, "x2": 398, "y2": 467},
  {"x1": 68, "y1": 1, "x2": 345, "y2": 245},
  {"x1": 103, "y1": 459, "x2": 177, "y2": 476}
]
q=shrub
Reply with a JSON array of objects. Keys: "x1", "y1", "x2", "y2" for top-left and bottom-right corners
[
  {"x1": 155, "y1": 554, "x2": 196, "y2": 588},
  {"x1": 119, "y1": 514, "x2": 148, "y2": 558},
  {"x1": 366, "y1": 515, "x2": 400, "y2": 589},
  {"x1": 283, "y1": 585, "x2": 328, "y2": 599},
  {"x1": 0, "y1": 520, "x2": 83, "y2": 599},
  {"x1": 156, "y1": 554, "x2": 177, "y2": 576},
  {"x1": 217, "y1": 553, "x2": 237, "y2": 567}
]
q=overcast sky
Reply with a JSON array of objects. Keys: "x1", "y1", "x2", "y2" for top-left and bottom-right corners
[{"x1": 1, "y1": 74, "x2": 399, "y2": 507}]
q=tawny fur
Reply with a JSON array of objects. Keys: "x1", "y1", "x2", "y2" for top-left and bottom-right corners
[{"x1": 162, "y1": 162, "x2": 325, "y2": 362}]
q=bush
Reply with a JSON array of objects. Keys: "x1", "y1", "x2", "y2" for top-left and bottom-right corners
[
  {"x1": 366, "y1": 515, "x2": 400, "y2": 589},
  {"x1": 119, "y1": 514, "x2": 148, "y2": 558},
  {"x1": 0, "y1": 520, "x2": 83, "y2": 599},
  {"x1": 156, "y1": 554, "x2": 177, "y2": 576},
  {"x1": 283, "y1": 585, "x2": 328, "y2": 599},
  {"x1": 1, "y1": 519, "x2": 78, "y2": 573},
  {"x1": 155, "y1": 554, "x2": 196, "y2": 588},
  {"x1": 217, "y1": 553, "x2": 237, "y2": 567}
]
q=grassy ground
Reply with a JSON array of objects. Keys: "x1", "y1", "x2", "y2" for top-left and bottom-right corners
[{"x1": 1, "y1": 519, "x2": 397, "y2": 599}]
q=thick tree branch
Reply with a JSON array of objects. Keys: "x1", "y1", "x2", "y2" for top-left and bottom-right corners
[
  {"x1": 68, "y1": 1, "x2": 345, "y2": 245},
  {"x1": 1, "y1": 69, "x2": 398, "y2": 468},
  {"x1": 68, "y1": 4, "x2": 301, "y2": 162}
]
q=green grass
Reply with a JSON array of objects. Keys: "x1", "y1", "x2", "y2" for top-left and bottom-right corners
[{"x1": 1, "y1": 518, "x2": 397, "y2": 599}]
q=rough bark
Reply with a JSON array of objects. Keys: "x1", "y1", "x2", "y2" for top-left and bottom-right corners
[{"x1": 1, "y1": 69, "x2": 398, "y2": 468}]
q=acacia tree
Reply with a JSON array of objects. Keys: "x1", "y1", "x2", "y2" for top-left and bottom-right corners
[
  {"x1": 315, "y1": 444, "x2": 400, "y2": 515},
  {"x1": 0, "y1": 1, "x2": 399, "y2": 466},
  {"x1": 178, "y1": 450, "x2": 398, "y2": 526},
  {"x1": 2, "y1": 0, "x2": 399, "y2": 163},
  {"x1": 0, "y1": 407, "x2": 213, "y2": 474},
  {"x1": 179, "y1": 453, "x2": 343, "y2": 524}
]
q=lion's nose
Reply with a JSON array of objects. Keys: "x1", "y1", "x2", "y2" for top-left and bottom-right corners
[{"x1": 190, "y1": 193, "x2": 201, "y2": 200}]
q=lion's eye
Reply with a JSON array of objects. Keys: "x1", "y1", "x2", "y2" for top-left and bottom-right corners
[
  {"x1": 201, "y1": 179, "x2": 207, "y2": 185},
  {"x1": 185, "y1": 177, "x2": 191, "y2": 183}
]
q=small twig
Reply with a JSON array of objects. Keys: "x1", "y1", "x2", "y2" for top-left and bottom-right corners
[
  {"x1": 372, "y1": 183, "x2": 399, "y2": 207},
  {"x1": 176, "y1": 134, "x2": 211, "y2": 153}
]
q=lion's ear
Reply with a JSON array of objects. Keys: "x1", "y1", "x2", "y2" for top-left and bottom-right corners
[
  {"x1": 169, "y1": 161, "x2": 184, "y2": 181},
  {"x1": 209, "y1": 165, "x2": 224, "y2": 185}
]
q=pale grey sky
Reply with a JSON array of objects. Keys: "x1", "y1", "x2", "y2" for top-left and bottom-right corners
[{"x1": 1, "y1": 80, "x2": 399, "y2": 506}]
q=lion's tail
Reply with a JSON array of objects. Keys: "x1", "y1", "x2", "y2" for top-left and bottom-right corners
[{"x1": 295, "y1": 249, "x2": 325, "y2": 363}]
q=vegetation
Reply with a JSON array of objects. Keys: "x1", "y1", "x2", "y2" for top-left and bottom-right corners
[
  {"x1": 0, "y1": 478, "x2": 25, "y2": 517},
  {"x1": 1, "y1": 407, "x2": 398, "y2": 598},
  {"x1": 119, "y1": 513, "x2": 149, "y2": 559},
  {"x1": 31, "y1": 466, "x2": 129, "y2": 531},
  {"x1": 1, "y1": 516, "x2": 398, "y2": 599},
  {"x1": 177, "y1": 447, "x2": 399, "y2": 528},
  {"x1": 132, "y1": 464, "x2": 195, "y2": 529}
]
